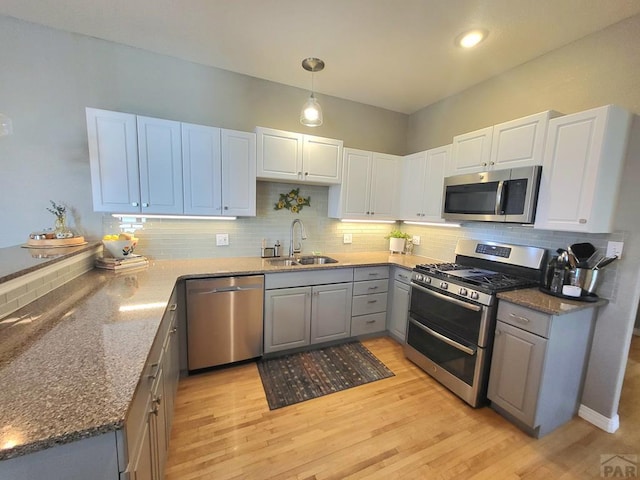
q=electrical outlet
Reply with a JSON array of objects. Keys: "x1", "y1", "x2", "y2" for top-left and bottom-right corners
[
  {"x1": 606, "y1": 241, "x2": 623, "y2": 259},
  {"x1": 216, "y1": 233, "x2": 229, "y2": 246},
  {"x1": 412, "y1": 235, "x2": 421, "y2": 246},
  {"x1": 343, "y1": 233, "x2": 353, "y2": 244}
]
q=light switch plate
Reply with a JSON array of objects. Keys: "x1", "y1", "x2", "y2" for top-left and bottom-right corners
[
  {"x1": 343, "y1": 233, "x2": 353, "y2": 244},
  {"x1": 606, "y1": 241, "x2": 623, "y2": 259},
  {"x1": 412, "y1": 235, "x2": 421, "y2": 246},
  {"x1": 216, "y1": 233, "x2": 229, "y2": 246}
]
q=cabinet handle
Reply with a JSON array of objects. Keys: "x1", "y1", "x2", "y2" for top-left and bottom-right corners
[
  {"x1": 482, "y1": 162, "x2": 487, "y2": 167},
  {"x1": 398, "y1": 274, "x2": 409, "y2": 280},
  {"x1": 371, "y1": 211, "x2": 375, "y2": 215},
  {"x1": 154, "y1": 394, "x2": 163, "y2": 405},
  {"x1": 509, "y1": 313, "x2": 530, "y2": 324},
  {"x1": 489, "y1": 161, "x2": 495, "y2": 166},
  {"x1": 150, "y1": 405, "x2": 159, "y2": 416},
  {"x1": 579, "y1": 219, "x2": 587, "y2": 224},
  {"x1": 366, "y1": 211, "x2": 370, "y2": 215},
  {"x1": 368, "y1": 286, "x2": 379, "y2": 290},
  {"x1": 131, "y1": 202, "x2": 139, "y2": 207},
  {"x1": 368, "y1": 273, "x2": 379, "y2": 276},
  {"x1": 170, "y1": 327, "x2": 177, "y2": 334},
  {"x1": 169, "y1": 304, "x2": 177, "y2": 311},
  {"x1": 224, "y1": 206, "x2": 229, "y2": 210},
  {"x1": 304, "y1": 172, "x2": 309, "y2": 176},
  {"x1": 148, "y1": 363, "x2": 160, "y2": 380},
  {"x1": 367, "y1": 299, "x2": 378, "y2": 304},
  {"x1": 142, "y1": 202, "x2": 149, "y2": 207},
  {"x1": 365, "y1": 320, "x2": 376, "y2": 324}
]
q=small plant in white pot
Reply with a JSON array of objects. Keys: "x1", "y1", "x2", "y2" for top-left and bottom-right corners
[{"x1": 386, "y1": 229, "x2": 411, "y2": 253}]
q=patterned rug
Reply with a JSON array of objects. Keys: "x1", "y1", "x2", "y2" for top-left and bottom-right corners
[{"x1": 257, "y1": 341, "x2": 394, "y2": 410}]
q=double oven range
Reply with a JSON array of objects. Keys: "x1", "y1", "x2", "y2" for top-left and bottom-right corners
[{"x1": 404, "y1": 239, "x2": 546, "y2": 407}]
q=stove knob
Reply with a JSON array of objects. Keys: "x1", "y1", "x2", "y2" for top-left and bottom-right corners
[
  {"x1": 459, "y1": 288, "x2": 468, "y2": 296},
  {"x1": 424, "y1": 277, "x2": 431, "y2": 284},
  {"x1": 470, "y1": 291, "x2": 479, "y2": 300},
  {"x1": 440, "y1": 282, "x2": 448, "y2": 290},
  {"x1": 415, "y1": 274, "x2": 423, "y2": 282}
]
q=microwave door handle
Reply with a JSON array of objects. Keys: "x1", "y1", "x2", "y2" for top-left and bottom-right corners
[{"x1": 495, "y1": 180, "x2": 505, "y2": 215}]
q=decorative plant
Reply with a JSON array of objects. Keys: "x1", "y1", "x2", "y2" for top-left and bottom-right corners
[
  {"x1": 385, "y1": 229, "x2": 411, "y2": 240},
  {"x1": 274, "y1": 188, "x2": 311, "y2": 213},
  {"x1": 46, "y1": 200, "x2": 66, "y2": 221}
]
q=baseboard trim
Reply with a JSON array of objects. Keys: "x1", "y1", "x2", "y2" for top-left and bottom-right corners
[{"x1": 578, "y1": 404, "x2": 619, "y2": 433}]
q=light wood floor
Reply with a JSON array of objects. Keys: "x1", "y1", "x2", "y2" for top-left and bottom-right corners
[{"x1": 165, "y1": 335, "x2": 640, "y2": 479}]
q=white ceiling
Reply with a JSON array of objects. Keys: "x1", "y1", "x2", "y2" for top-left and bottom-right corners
[{"x1": 2, "y1": 0, "x2": 640, "y2": 114}]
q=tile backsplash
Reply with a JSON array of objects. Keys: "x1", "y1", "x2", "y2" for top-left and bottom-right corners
[{"x1": 103, "y1": 181, "x2": 623, "y2": 300}]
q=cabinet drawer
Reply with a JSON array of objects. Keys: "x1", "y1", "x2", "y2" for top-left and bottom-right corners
[
  {"x1": 352, "y1": 279, "x2": 388, "y2": 296},
  {"x1": 352, "y1": 292, "x2": 387, "y2": 316},
  {"x1": 354, "y1": 266, "x2": 389, "y2": 281},
  {"x1": 497, "y1": 301, "x2": 551, "y2": 338},
  {"x1": 393, "y1": 268, "x2": 412, "y2": 284},
  {"x1": 351, "y1": 312, "x2": 386, "y2": 336}
]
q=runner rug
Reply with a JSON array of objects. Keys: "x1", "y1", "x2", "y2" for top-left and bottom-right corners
[{"x1": 257, "y1": 341, "x2": 394, "y2": 410}]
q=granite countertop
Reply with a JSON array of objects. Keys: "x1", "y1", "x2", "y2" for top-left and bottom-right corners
[
  {"x1": 0, "y1": 241, "x2": 102, "y2": 284},
  {"x1": 0, "y1": 251, "x2": 431, "y2": 461},
  {"x1": 498, "y1": 287, "x2": 608, "y2": 315}
]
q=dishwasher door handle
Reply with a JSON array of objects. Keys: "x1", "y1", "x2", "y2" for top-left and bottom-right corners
[{"x1": 192, "y1": 284, "x2": 263, "y2": 295}]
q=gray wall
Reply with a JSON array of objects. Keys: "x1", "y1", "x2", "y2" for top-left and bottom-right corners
[
  {"x1": 406, "y1": 14, "x2": 640, "y2": 423},
  {"x1": 0, "y1": 15, "x2": 407, "y2": 248}
]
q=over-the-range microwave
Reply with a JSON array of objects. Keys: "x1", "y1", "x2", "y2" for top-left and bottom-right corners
[{"x1": 442, "y1": 165, "x2": 542, "y2": 224}]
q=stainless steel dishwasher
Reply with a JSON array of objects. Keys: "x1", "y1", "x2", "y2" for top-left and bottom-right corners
[{"x1": 186, "y1": 275, "x2": 264, "y2": 371}]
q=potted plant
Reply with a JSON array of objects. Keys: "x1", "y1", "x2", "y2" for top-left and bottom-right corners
[{"x1": 386, "y1": 229, "x2": 411, "y2": 253}]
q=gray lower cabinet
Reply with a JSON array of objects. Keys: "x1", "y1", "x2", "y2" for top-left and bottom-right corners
[
  {"x1": 264, "y1": 269, "x2": 354, "y2": 354},
  {"x1": 488, "y1": 300, "x2": 596, "y2": 438},
  {"x1": 350, "y1": 266, "x2": 389, "y2": 336},
  {"x1": 121, "y1": 288, "x2": 179, "y2": 479},
  {"x1": 387, "y1": 267, "x2": 411, "y2": 343}
]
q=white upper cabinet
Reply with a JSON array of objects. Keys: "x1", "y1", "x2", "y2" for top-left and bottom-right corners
[
  {"x1": 328, "y1": 148, "x2": 400, "y2": 220},
  {"x1": 86, "y1": 108, "x2": 141, "y2": 213},
  {"x1": 136, "y1": 116, "x2": 184, "y2": 215},
  {"x1": 534, "y1": 105, "x2": 632, "y2": 233},
  {"x1": 221, "y1": 129, "x2": 257, "y2": 216},
  {"x1": 256, "y1": 127, "x2": 343, "y2": 184},
  {"x1": 450, "y1": 111, "x2": 560, "y2": 174},
  {"x1": 182, "y1": 124, "x2": 256, "y2": 217},
  {"x1": 399, "y1": 145, "x2": 451, "y2": 222},
  {"x1": 86, "y1": 109, "x2": 183, "y2": 214}
]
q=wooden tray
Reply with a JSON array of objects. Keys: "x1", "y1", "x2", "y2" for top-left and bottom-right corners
[{"x1": 25, "y1": 236, "x2": 87, "y2": 248}]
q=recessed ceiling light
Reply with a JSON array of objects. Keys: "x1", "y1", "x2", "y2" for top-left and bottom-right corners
[{"x1": 455, "y1": 29, "x2": 488, "y2": 48}]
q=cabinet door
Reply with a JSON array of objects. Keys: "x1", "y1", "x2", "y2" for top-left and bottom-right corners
[
  {"x1": 150, "y1": 362, "x2": 167, "y2": 480},
  {"x1": 86, "y1": 108, "x2": 141, "y2": 213},
  {"x1": 488, "y1": 321, "x2": 547, "y2": 427},
  {"x1": 264, "y1": 287, "x2": 311, "y2": 353},
  {"x1": 399, "y1": 151, "x2": 427, "y2": 221},
  {"x1": 490, "y1": 111, "x2": 555, "y2": 170},
  {"x1": 340, "y1": 149, "x2": 373, "y2": 218},
  {"x1": 182, "y1": 123, "x2": 222, "y2": 215},
  {"x1": 451, "y1": 126, "x2": 493, "y2": 174},
  {"x1": 137, "y1": 116, "x2": 183, "y2": 214},
  {"x1": 221, "y1": 129, "x2": 256, "y2": 216},
  {"x1": 534, "y1": 105, "x2": 631, "y2": 233},
  {"x1": 369, "y1": 152, "x2": 400, "y2": 219},
  {"x1": 310, "y1": 283, "x2": 353, "y2": 344},
  {"x1": 421, "y1": 145, "x2": 450, "y2": 222},
  {"x1": 125, "y1": 398, "x2": 154, "y2": 480},
  {"x1": 388, "y1": 280, "x2": 410, "y2": 343},
  {"x1": 302, "y1": 134, "x2": 343, "y2": 184},
  {"x1": 256, "y1": 127, "x2": 303, "y2": 181},
  {"x1": 163, "y1": 318, "x2": 179, "y2": 446}
]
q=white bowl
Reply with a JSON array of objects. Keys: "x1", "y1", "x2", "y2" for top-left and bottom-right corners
[{"x1": 103, "y1": 239, "x2": 138, "y2": 258}]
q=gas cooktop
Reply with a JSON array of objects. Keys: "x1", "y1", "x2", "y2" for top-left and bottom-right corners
[{"x1": 414, "y1": 263, "x2": 537, "y2": 293}]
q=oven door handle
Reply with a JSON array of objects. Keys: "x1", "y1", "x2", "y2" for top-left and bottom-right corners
[
  {"x1": 410, "y1": 282, "x2": 482, "y2": 312},
  {"x1": 409, "y1": 319, "x2": 476, "y2": 356}
]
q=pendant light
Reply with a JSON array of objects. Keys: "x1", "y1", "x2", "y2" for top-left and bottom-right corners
[{"x1": 300, "y1": 57, "x2": 324, "y2": 127}]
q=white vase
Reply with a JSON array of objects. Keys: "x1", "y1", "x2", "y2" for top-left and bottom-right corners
[{"x1": 389, "y1": 237, "x2": 405, "y2": 253}]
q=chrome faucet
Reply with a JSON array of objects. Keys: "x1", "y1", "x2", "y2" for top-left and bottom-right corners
[{"x1": 289, "y1": 219, "x2": 307, "y2": 257}]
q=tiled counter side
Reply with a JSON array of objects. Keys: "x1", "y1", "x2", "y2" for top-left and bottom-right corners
[{"x1": 0, "y1": 251, "x2": 436, "y2": 469}]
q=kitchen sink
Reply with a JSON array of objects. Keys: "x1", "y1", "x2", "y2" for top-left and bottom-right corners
[
  {"x1": 296, "y1": 255, "x2": 338, "y2": 265},
  {"x1": 268, "y1": 258, "x2": 299, "y2": 266}
]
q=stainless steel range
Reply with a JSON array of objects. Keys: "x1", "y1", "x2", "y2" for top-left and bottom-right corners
[{"x1": 404, "y1": 239, "x2": 546, "y2": 407}]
